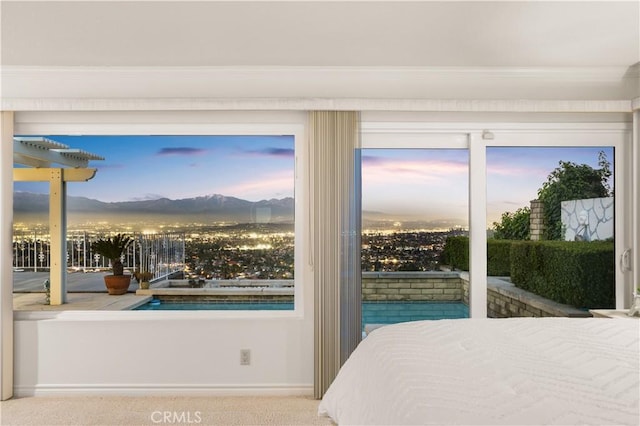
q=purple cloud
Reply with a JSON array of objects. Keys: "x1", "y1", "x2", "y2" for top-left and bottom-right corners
[
  {"x1": 157, "y1": 147, "x2": 207, "y2": 156},
  {"x1": 243, "y1": 148, "x2": 294, "y2": 158},
  {"x1": 361, "y1": 155, "x2": 385, "y2": 165},
  {"x1": 266, "y1": 148, "x2": 294, "y2": 157}
]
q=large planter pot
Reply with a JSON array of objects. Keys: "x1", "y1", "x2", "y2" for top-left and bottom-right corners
[{"x1": 104, "y1": 274, "x2": 132, "y2": 295}]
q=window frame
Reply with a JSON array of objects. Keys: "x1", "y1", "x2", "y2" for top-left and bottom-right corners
[{"x1": 13, "y1": 117, "x2": 309, "y2": 320}]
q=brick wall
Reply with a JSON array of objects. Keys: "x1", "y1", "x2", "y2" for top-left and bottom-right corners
[
  {"x1": 530, "y1": 199, "x2": 544, "y2": 241},
  {"x1": 362, "y1": 272, "x2": 463, "y2": 302},
  {"x1": 486, "y1": 292, "x2": 552, "y2": 317}
]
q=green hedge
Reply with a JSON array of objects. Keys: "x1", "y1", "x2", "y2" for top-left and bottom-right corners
[
  {"x1": 487, "y1": 240, "x2": 512, "y2": 276},
  {"x1": 442, "y1": 237, "x2": 511, "y2": 276},
  {"x1": 442, "y1": 237, "x2": 614, "y2": 309},
  {"x1": 442, "y1": 236, "x2": 469, "y2": 271},
  {"x1": 510, "y1": 241, "x2": 614, "y2": 309}
]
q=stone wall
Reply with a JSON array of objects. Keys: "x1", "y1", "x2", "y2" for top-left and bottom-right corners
[
  {"x1": 362, "y1": 272, "x2": 463, "y2": 302},
  {"x1": 530, "y1": 199, "x2": 544, "y2": 241},
  {"x1": 459, "y1": 275, "x2": 590, "y2": 318},
  {"x1": 152, "y1": 274, "x2": 590, "y2": 318}
]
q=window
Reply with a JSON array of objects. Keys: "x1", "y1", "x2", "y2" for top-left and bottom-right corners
[
  {"x1": 13, "y1": 128, "x2": 305, "y2": 313},
  {"x1": 487, "y1": 146, "x2": 617, "y2": 315}
]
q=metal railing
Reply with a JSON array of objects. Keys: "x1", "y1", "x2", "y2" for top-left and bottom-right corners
[{"x1": 12, "y1": 231, "x2": 185, "y2": 280}]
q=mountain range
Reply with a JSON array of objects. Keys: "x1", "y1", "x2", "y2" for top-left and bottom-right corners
[
  {"x1": 13, "y1": 192, "x2": 294, "y2": 224},
  {"x1": 14, "y1": 192, "x2": 467, "y2": 231}
]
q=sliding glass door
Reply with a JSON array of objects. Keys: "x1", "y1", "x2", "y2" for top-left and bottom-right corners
[
  {"x1": 362, "y1": 123, "x2": 633, "y2": 319},
  {"x1": 360, "y1": 132, "x2": 474, "y2": 325},
  {"x1": 485, "y1": 129, "x2": 632, "y2": 311}
]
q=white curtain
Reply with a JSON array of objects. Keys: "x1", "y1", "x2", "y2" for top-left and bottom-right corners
[{"x1": 310, "y1": 111, "x2": 362, "y2": 398}]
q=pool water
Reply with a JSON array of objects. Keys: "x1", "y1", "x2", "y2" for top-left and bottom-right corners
[
  {"x1": 135, "y1": 300, "x2": 469, "y2": 323},
  {"x1": 363, "y1": 301, "x2": 468, "y2": 324}
]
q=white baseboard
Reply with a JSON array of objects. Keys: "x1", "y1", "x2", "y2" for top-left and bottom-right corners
[{"x1": 14, "y1": 384, "x2": 314, "y2": 397}]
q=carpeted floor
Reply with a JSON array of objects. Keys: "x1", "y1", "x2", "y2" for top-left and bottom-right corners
[{"x1": 0, "y1": 395, "x2": 334, "y2": 426}]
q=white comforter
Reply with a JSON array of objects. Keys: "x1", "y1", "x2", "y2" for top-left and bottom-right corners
[{"x1": 318, "y1": 318, "x2": 640, "y2": 425}]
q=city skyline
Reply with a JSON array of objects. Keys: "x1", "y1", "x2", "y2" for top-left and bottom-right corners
[{"x1": 13, "y1": 136, "x2": 613, "y2": 226}]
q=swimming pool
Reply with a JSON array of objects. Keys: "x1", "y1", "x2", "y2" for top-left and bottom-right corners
[{"x1": 135, "y1": 300, "x2": 469, "y2": 323}]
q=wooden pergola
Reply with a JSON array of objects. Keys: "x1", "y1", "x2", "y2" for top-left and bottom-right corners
[{"x1": 13, "y1": 137, "x2": 103, "y2": 305}]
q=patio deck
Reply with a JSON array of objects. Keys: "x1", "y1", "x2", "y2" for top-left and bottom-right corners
[
  {"x1": 13, "y1": 270, "x2": 152, "y2": 310},
  {"x1": 13, "y1": 292, "x2": 152, "y2": 311}
]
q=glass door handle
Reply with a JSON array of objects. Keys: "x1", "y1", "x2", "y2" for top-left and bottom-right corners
[{"x1": 620, "y1": 249, "x2": 632, "y2": 272}]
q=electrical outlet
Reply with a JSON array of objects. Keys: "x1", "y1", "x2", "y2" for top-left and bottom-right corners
[{"x1": 240, "y1": 349, "x2": 251, "y2": 365}]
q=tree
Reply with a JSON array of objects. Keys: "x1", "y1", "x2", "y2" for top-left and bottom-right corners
[
  {"x1": 537, "y1": 151, "x2": 612, "y2": 240},
  {"x1": 492, "y1": 207, "x2": 530, "y2": 240}
]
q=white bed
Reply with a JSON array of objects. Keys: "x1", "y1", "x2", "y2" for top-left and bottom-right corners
[{"x1": 318, "y1": 318, "x2": 640, "y2": 425}]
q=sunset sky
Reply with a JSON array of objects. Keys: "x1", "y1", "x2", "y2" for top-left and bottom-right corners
[
  {"x1": 13, "y1": 135, "x2": 613, "y2": 227},
  {"x1": 15, "y1": 135, "x2": 296, "y2": 202},
  {"x1": 362, "y1": 146, "x2": 613, "y2": 226}
]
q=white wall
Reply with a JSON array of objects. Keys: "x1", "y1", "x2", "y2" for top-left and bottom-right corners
[
  {"x1": 14, "y1": 314, "x2": 313, "y2": 396},
  {"x1": 11, "y1": 111, "x2": 315, "y2": 396},
  {"x1": 1, "y1": 113, "x2": 15, "y2": 400}
]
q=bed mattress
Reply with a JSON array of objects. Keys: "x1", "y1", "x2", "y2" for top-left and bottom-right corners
[{"x1": 318, "y1": 318, "x2": 639, "y2": 425}]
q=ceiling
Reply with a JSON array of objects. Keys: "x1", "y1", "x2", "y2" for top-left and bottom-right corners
[
  {"x1": 1, "y1": 1, "x2": 638, "y2": 106},
  {"x1": 2, "y1": 1, "x2": 638, "y2": 68}
]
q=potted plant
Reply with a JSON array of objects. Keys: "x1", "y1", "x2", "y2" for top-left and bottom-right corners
[
  {"x1": 134, "y1": 270, "x2": 154, "y2": 290},
  {"x1": 91, "y1": 233, "x2": 133, "y2": 295}
]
